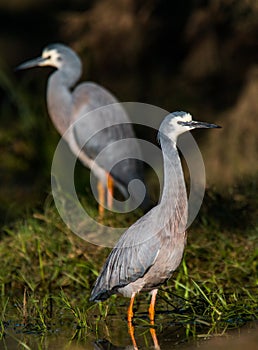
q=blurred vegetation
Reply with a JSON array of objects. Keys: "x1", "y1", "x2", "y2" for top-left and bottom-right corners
[{"x1": 0, "y1": 0, "x2": 257, "y2": 220}]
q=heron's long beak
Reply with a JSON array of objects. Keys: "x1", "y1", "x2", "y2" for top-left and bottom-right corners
[
  {"x1": 179, "y1": 121, "x2": 221, "y2": 129},
  {"x1": 15, "y1": 56, "x2": 47, "y2": 71}
]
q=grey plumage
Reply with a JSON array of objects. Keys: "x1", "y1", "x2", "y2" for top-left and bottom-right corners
[
  {"x1": 16, "y1": 43, "x2": 150, "y2": 210},
  {"x1": 90, "y1": 111, "x2": 220, "y2": 315}
]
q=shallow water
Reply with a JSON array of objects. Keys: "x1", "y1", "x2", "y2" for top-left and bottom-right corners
[{"x1": 1, "y1": 317, "x2": 257, "y2": 350}]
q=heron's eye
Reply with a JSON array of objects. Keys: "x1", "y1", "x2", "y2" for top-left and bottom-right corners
[{"x1": 57, "y1": 56, "x2": 62, "y2": 62}]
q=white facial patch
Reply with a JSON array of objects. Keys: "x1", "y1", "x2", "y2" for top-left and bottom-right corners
[
  {"x1": 166, "y1": 111, "x2": 194, "y2": 140},
  {"x1": 182, "y1": 113, "x2": 192, "y2": 122},
  {"x1": 168, "y1": 112, "x2": 193, "y2": 127},
  {"x1": 40, "y1": 49, "x2": 62, "y2": 68}
]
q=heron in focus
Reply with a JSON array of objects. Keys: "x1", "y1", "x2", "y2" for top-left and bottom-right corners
[
  {"x1": 16, "y1": 43, "x2": 149, "y2": 215},
  {"x1": 90, "y1": 111, "x2": 220, "y2": 348}
]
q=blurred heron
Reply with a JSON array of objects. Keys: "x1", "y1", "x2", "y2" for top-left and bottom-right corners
[
  {"x1": 90, "y1": 111, "x2": 220, "y2": 348},
  {"x1": 16, "y1": 43, "x2": 149, "y2": 215}
]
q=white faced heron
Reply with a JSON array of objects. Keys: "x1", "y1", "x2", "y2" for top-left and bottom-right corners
[
  {"x1": 90, "y1": 111, "x2": 220, "y2": 347},
  {"x1": 16, "y1": 43, "x2": 150, "y2": 215}
]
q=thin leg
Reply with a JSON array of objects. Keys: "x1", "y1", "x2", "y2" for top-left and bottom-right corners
[
  {"x1": 127, "y1": 292, "x2": 136, "y2": 323},
  {"x1": 128, "y1": 322, "x2": 138, "y2": 350},
  {"x1": 97, "y1": 180, "x2": 105, "y2": 217},
  {"x1": 149, "y1": 289, "x2": 160, "y2": 349},
  {"x1": 107, "y1": 172, "x2": 114, "y2": 209},
  {"x1": 148, "y1": 289, "x2": 158, "y2": 323},
  {"x1": 149, "y1": 327, "x2": 160, "y2": 350},
  {"x1": 128, "y1": 293, "x2": 138, "y2": 349}
]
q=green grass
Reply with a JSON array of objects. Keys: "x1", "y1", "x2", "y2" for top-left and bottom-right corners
[{"x1": 0, "y1": 181, "x2": 257, "y2": 346}]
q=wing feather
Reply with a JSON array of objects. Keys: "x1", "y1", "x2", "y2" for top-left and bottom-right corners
[
  {"x1": 71, "y1": 82, "x2": 143, "y2": 188},
  {"x1": 71, "y1": 82, "x2": 137, "y2": 160},
  {"x1": 90, "y1": 207, "x2": 162, "y2": 301}
]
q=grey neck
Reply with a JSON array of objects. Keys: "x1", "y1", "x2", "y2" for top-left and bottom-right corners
[
  {"x1": 159, "y1": 135, "x2": 188, "y2": 231},
  {"x1": 46, "y1": 70, "x2": 74, "y2": 136}
]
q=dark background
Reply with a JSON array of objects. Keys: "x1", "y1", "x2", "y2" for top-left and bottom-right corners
[{"x1": 0, "y1": 0, "x2": 257, "y2": 222}]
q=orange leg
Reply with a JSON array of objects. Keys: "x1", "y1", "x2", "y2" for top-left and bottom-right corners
[
  {"x1": 127, "y1": 292, "x2": 136, "y2": 323},
  {"x1": 128, "y1": 321, "x2": 138, "y2": 350},
  {"x1": 128, "y1": 293, "x2": 138, "y2": 349},
  {"x1": 107, "y1": 172, "x2": 114, "y2": 209},
  {"x1": 149, "y1": 327, "x2": 160, "y2": 350},
  {"x1": 148, "y1": 289, "x2": 158, "y2": 323},
  {"x1": 149, "y1": 289, "x2": 160, "y2": 349},
  {"x1": 97, "y1": 180, "x2": 105, "y2": 217}
]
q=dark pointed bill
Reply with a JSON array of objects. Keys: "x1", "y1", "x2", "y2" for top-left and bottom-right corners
[
  {"x1": 178, "y1": 120, "x2": 221, "y2": 129},
  {"x1": 15, "y1": 56, "x2": 46, "y2": 71}
]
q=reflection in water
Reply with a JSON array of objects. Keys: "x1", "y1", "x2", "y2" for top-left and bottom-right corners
[
  {"x1": 1, "y1": 319, "x2": 257, "y2": 349},
  {"x1": 127, "y1": 321, "x2": 160, "y2": 350},
  {"x1": 94, "y1": 320, "x2": 258, "y2": 350},
  {"x1": 93, "y1": 320, "x2": 258, "y2": 350},
  {"x1": 92, "y1": 318, "x2": 160, "y2": 350}
]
